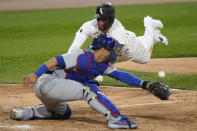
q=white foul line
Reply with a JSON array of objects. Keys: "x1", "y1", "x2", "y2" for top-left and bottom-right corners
[
  {"x1": 117, "y1": 100, "x2": 185, "y2": 108},
  {"x1": 0, "y1": 125, "x2": 34, "y2": 129},
  {"x1": 102, "y1": 86, "x2": 189, "y2": 91}
]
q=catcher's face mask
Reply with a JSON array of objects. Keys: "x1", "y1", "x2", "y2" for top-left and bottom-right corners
[{"x1": 90, "y1": 35, "x2": 122, "y2": 64}]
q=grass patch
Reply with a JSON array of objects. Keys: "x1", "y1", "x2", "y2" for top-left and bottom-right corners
[
  {"x1": 0, "y1": 2, "x2": 197, "y2": 90},
  {"x1": 102, "y1": 70, "x2": 197, "y2": 90}
]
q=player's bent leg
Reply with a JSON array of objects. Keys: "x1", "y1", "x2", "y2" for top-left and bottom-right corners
[
  {"x1": 10, "y1": 103, "x2": 72, "y2": 121},
  {"x1": 83, "y1": 83, "x2": 138, "y2": 129},
  {"x1": 120, "y1": 39, "x2": 151, "y2": 64},
  {"x1": 11, "y1": 74, "x2": 84, "y2": 121},
  {"x1": 36, "y1": 76, "x2": 84, "y2": 101},
  {"x1": 33, "y1": 76, "x2": 83, "y2": 119},
  {"x1": 143, "y1": 16, "x2": 168, "y2": 46},
  {"x1": 118, "y1": 30, "x2": 151, "y2": 64},
  {"x1": 154, "y1": 29, "x2": 168, "y2": 46},
  {"x1": 10, "y1": 104, "x2": 51, "y2": 121},
  {"x1": 46, "y1": 102, "x2": 72, "y2": 120},
  {"x1": 144, "y1": 16, "x2": 163, "y2": 30}
]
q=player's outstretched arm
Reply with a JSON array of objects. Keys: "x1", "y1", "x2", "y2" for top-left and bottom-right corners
[
  {"x1": 108, "y1": 70, "x2": 172, "y2": 100},
  {"x1": 24, "y1": 57, "x2": 58, "y2": 85},
  {"x1": 68, "y1": 33, "x2": 87, "y2": 53},
  {"x1": 108, "y1": 70, "x2": 143, "y2": 87},
  {"x1": 68, "y1": 22, "x2": 90, "y2": 53}
]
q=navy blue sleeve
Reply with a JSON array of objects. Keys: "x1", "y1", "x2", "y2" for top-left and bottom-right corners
[
  {"x1": 55, "y1": 55, "x2": 66, "y2": 67},
  {"x1": 108, "y1": 70, "x2": 143, "y2": 87}
]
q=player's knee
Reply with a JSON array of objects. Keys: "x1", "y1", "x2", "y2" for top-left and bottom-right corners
[
  {"x1": 83, "y1": 86, "x2": 97, "y2": 103},
  {"x1": 132, "y1": 58, "x2": 150, "y2": 64},
  {"x1": 140, "y1": 55, "x2": 151, "y2": 64},
  {"x1": 82, "y1": 82, "x2": 100, "y2": 101},
  {"x1": 130, "y1": 52, "x2": 151, "y2": 64},
  {"x1": 52, "y1": 105, "x2": 72, "y2": 119}
]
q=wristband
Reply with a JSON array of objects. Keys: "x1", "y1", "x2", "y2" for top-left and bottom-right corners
[
  {"x1": 141, "y1": 81, "x2": 150, "y2": 90},
  {"x1": 35, "y1": 64, "x2": 49, "y2": 77}
]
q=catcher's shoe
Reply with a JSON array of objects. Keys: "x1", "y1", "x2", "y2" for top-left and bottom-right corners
[
  {"x1": 154, "y1": 29, "x2": 168, "y2": 46},
  {"x1": 10, "y1": 108, "x2": 33, "y2": 121},
  {"x1": 108, "y1": 115, "x2": 138, "y2": 129},
  {"x1": 144, "y1": 16, "x2": 163, "y2": 29}
]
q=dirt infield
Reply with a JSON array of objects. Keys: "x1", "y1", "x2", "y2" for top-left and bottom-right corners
[
  {"x1": 1, "y1": 0, "x2": 197, "y2": 131},
  {"x1": 0, "y1": 84, "x2": 197, "y2": 131}
]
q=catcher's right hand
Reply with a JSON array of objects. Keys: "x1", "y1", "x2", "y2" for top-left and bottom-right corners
[
  {"x1": 148, "y1": 81, "x2": 172, "y2": 100},
  {"x1": 24, "y1": 73, "x2": 38, "y2": 86}
]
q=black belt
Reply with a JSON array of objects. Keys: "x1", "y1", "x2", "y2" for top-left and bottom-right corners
[{"x1": 45, "y1": 71, "x2": 54, "y2": 74}]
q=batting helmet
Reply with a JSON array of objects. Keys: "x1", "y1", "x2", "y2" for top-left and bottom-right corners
[
  {"x1": 94, "y1": 2, "x2": 115, "y2": 30},
  {"x1": 90, "y1": 35, "x2": 120, "y2": 64}
]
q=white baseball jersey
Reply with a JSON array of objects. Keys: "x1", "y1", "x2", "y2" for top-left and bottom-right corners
[
  {"x1": 68, "y1": 18, "x2": 131, "y2": 52},
  {"x1": 68, "y1": 18, "x2": 154, "y2": 64}
]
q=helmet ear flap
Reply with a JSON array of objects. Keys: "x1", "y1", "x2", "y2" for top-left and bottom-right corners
[
  {"x1": 103, "y1": 18, "x2": 114, "y2": 30},
  {"x1": 90, "y1": 35, "x2": 120, "y2": 63},
  {"x1": 108, "y1": 51, "x2": 117, "y2": 64}
]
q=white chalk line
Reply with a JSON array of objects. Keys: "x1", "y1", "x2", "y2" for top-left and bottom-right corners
[
  {"x1": 0, "y1": 84, "x2": 190, "y2": 92},
  {"x1": 117, "y1": 100, "x2": 195, "y2": 108},
  {"x1": 0, "y1": 125, "x2": 34, "y2": 129},
  {"x1": 102, "y1": 86, "x2": 189, "y2": 91}
]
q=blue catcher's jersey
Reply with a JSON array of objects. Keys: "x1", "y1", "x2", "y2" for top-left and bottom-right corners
[
  {"x1": 65, "y1": 50, "x2": 109, "y2": 83},
  {"x1": 55, "y1": 49, "x2": 142, "y2": 87}
]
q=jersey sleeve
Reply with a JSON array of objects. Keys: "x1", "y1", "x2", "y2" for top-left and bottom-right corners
[
  {"x1": 61, "y1": 49, "x2": 84, "y2": 69},
  {"x1": 108, "y1": 70, "x2": 143, "y2": 87},
  {"x1": 103, "y1": 65, "x2": 117, "y2": 75},
  {"x1": 68, "y1": 21, "x2": 93, "y2": 53}
]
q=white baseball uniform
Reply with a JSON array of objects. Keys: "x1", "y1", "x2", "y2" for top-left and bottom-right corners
[{"x1": 68, "y1": 18, "x2": 155, "y2": 64}]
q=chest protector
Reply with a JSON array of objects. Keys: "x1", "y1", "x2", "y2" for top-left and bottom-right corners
[{"x1": 65, "y1": 50, "x2": 109, "y2": 83}]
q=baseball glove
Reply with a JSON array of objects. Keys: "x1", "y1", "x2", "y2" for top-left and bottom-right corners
[{"x1": 148, "y1": 81, "x2": 172, "y2": 100}]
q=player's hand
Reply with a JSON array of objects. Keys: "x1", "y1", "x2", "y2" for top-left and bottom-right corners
[
  {"x1": 148, "y1": 81, "x2": 172, "y2": 100},
  {"x1": 24, "y1": 73, "x2": 38, "y2": 86},
  {"x1": 95, "y1": 75, "x2": 103, "y2": 82}
]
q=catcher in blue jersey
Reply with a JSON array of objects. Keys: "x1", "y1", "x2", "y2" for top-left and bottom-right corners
[{"x1": 10, "y1": 35, "x2": 171, "y2": 129}]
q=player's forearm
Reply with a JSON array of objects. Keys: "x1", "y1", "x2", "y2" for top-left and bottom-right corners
[
  {"x1": 44, "y1": 57, "x2": 58, "y2": 69},
  {"x1": 108, "y1": 70, "x2": 143, "y2": 87},
  {"x1": 34, "y1": 57, "x2": 58, "y2": 77},
  {"x1": 68, "y1": 33, "x2": 88, "y2": 52}
]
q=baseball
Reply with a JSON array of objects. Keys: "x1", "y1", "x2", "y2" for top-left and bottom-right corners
[{"x1": 158, "y1": 71, "x2": 165, "y2": 78}]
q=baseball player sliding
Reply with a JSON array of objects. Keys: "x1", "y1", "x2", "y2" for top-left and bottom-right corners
[
  {"x1": 11, "y1": 35, "x2": 171, "y2": 129},
  {"x1": 68, "y1": 2, "x2": 168, "y2": 82}
]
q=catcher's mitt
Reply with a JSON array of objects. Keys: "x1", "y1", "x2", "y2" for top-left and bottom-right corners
[{"x1": 148, "y1": 81, "x2": 172, "y2": 100}]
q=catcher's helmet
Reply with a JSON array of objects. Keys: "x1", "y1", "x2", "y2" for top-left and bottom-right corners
[
  {"x1": 94, "y1": 2, "x2": 115, "y2": 30},
  {"x1": 90, "y1": 35, "x2": 120, "y2": 64}
]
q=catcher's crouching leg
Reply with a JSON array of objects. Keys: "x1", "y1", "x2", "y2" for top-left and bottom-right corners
[
  {"x1": 83, "y1": 83, "x2": 138, "y2": 129},
  {"x1": 10, "y1": 103, "x2": 72, "y2": 121}
]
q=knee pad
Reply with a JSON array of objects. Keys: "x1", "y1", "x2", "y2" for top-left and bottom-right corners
[{"x1": 82, "y1": 83, "x2": 120, "y2": 118}]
